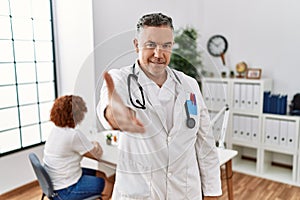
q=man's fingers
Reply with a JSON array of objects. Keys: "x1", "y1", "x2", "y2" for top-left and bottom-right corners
[
  {"x1": 103, "y1": 71, "x2": 114, "y2": 99},
  {"x1": 103, "y1": 71, "x2": 146, "y2": 133}
]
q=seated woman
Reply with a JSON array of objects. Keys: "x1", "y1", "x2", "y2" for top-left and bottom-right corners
[{"x1": 43, "y1": 95, "x2": 105, "y2": 200}]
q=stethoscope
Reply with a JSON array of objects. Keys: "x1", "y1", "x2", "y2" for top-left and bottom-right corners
[{"x1": 127, "y1": 63, "x2": 196, "y2": 129}]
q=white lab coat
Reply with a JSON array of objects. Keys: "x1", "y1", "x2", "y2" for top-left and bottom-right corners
[{"x1": 97, "y1": 62, "x2": 222, "y2": 200}]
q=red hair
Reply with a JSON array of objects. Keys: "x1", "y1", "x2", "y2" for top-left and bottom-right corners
[{"x1": 50, "y1": 95, "x2": 87, "y2": 128}]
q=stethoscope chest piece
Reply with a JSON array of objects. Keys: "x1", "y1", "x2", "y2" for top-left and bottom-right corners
[{"x1": 186, "y1": 118, "x2": 196, "y2": 129}]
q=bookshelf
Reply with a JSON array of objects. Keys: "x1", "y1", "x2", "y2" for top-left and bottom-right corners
[{"x1": 202, "y1": 77, "x2": 300, "y2": 186}]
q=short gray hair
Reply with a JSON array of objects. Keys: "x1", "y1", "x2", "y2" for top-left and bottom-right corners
[{"x1": 136, "y1": 13, "x2": 174, "y2": 33}]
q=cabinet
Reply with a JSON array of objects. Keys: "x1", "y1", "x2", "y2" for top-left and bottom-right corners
[{"x1": 202, "y1": 77, "x2": 300, "y2": 186}]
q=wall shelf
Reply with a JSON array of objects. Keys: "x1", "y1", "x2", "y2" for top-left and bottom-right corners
[{"x1": 202, "y1": 77, "x2": 300, "y2": 186}]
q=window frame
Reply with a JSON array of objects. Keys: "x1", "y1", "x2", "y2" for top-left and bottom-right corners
[{"x1": 0, "y1": 0, "x2": 57, "y2": 157}]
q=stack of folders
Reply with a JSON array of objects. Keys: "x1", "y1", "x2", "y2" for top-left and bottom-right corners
[
  {"x1": 232, "y1": 115, "x2": 259, "y2": 142},
  {"x1": 233, "y1": 83, "x2": 260, "y2": 110},
  {"x1": 264, "y1": 118, "x2": 296, "y2": 149},
  {"x1": 263, "y1": 91, "x2": 287, "y2": 115}
]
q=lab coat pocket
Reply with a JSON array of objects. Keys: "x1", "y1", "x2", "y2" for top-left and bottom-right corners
[{"x1": 116, "y1": 160, "x2": 152, "y2": 200}]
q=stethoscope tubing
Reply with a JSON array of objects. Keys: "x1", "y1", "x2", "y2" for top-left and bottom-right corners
[{"x1": 128, "y1": 63, "x2": 195, "y2": 129}]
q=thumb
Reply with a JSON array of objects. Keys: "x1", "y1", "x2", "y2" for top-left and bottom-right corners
[{"x1": 103, "y1": 71, "x2": 115, "y2": 99}]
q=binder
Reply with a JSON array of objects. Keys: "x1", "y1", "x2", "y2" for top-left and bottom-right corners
[
  {"x1": 270, "y1": 119, "x2": 280, "y2": 145},
  {"x1": 251, "y1": 117, "x2": 259, "y2": 142},
  {"x1": 246, "y1": 84, "x2": 253, "y2": 109},
  {"x1": 239, "y1": 115, "x2": 246, "y2": 139},
  {"x1": 287, "y1": 121, "x2": 296, "y2": 149},
  {"x1": 240, "y1": 84, "x2": 247, "y2": 109},
  {"x1": 233, "y1": 115, "x2": 239, "y2": 138},
  {"x1": 221, "y1": 83, "x2": 228, "y2": 107},
  {"x1": 209, "y1": 82, "x2": 216, "y2": 108},
  {"x1": 282, "y1": 95, "x2": 287, "y2": 115},
  {"x1": 279, "y1": 120, "x2": 288, "y2": 146},
  {"x1": 270, "y1": 94, "x2": 280, "y2": 114},
  {"x1": 265, "y1": 119, "x2": 272, "y2": 144},
  {"x1": 233, "y1": 83, "x2": 240, "y2": 109},
  {"x1": 279, "y1": 95, "x2": 287, "y2": 115},
  {"x1": 253, "y1": 85, "x2": 261, "y2": 110},
  {"x1": 263, "y1": 91, "x2": 271, "y2": 113},
  {"x1": 215, "y1": 83, "x2": 222, "y2": 109},
  {"x1": 245, "y1": 116, "x2": 252, "y2": 141},
  {"x1": 276, "y1": 96, "x2": 282, "y2": 114}
]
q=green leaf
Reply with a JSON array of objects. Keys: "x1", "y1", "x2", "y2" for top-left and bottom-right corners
[{"x1": 170, "y1": 26, "x2": 202, "y2": 81}]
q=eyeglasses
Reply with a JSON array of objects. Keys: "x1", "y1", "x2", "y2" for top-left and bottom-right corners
[{"x1": 143, "y1": 41, "x2": 173, "y2": 51}]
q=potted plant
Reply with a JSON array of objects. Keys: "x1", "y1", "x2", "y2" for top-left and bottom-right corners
[
  {"x1": 106, "y1": 133, "x2": 112, "y2": 145},
  {"x1": 170, "y1": 26, "x2": 203, "y2": 82},
  {"x1": 170, "y1": 27, "x2": 203, "y2": 82}
]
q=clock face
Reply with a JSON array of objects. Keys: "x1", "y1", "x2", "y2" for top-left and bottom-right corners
[{"x1": 207, "y1": 35, "x2": 228, "y2": 57}]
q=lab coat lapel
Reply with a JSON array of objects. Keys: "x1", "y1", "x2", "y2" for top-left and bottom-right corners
[
  {"x1": 171, "y1": 83, "x2": 186, "y2": 133},
  {"x1": 137, "y1": 69, "x2": 168, "y2": 132}
]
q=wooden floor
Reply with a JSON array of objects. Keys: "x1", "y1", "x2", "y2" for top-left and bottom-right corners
[{"x1": 2, "y1": 171, "x2": 300, "y2": 200}]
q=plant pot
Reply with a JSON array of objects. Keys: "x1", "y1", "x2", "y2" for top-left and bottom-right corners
[{"x1": 106, "y1": 139, "x2": 112, "y2": 145}]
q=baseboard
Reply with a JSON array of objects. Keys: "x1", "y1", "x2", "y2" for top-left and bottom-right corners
[{"x1": 0, "y1": 180, "x2": 39, "y2": 199}]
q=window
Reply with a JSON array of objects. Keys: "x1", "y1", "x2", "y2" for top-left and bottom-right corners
[{"x1": 0, "y1": 0, "x2": 57, "y2": 156}]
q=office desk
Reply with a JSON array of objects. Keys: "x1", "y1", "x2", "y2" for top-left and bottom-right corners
[
  {"x1": 218, "y1": 148, "x2": 238, "y2": 200},
  {"x1": 81, "y1": 132, "x2": 238, "y2": 200}
]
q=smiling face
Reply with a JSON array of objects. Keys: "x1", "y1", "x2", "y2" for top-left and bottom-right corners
[{"x1": 134, "y1": 26, "x2": 174, "y2": 83}]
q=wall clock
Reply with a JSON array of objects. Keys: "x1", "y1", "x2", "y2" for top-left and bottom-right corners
[{"x1": 207, "y1": 35, "x2": 228, "y2": 65}]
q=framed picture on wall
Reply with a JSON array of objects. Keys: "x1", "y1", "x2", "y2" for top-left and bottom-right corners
[{"x1": 246, "y1": 68, "x2": 262, "y2": 79}]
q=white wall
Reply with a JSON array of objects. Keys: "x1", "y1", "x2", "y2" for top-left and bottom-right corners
[
  {"x1": 0, "y1": 0, "x2": 95, "y2": 194},
  {"x1": 93, "y1": 0, "x2": 300, "y2": 100},
  {"x1": 92, "y1": 0, "x2": 205, "y2": 108},
  {"x1": 200, "y1": 0, "x2": 300, "y2": 98}
]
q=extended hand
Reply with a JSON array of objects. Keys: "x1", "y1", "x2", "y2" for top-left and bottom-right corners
[{"x1": 103, "y1": 71, "x2": 145, "y2": 133}]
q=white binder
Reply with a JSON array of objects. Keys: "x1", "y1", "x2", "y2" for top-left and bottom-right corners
[
  {"x1": 233, "y1": 83, "x2": 240, "y2": 109},
  {"x1": 240, "y1": 84, "x2": 247, "y2": 109},
  {"x1": 245, "y1": 116, "x2": 252, "y2": 141},
  {"x1": 221, "y1": 83, "x2": 228, "y2": 107},
  {"x1": 287, "y1": 121, "x2": 296, "y2": 149},
  {"x1": 271, "y1": 119, "x2": 280, "y2": 145},
  {"x1": 233, "y1": 115, "x2": 239, "y2": 138},
  {"x1": 253, "y1": 84, "x2": 260, "y2": 110},
  {"x1": 215, "y1": 83, "x2": 222, "y2": 109},
  {"x1": 251, "y1": 117, "x2": 259, "y2": 142},
  {"x1": 209, "y1": 82, "x2": 216, "y2": 108},
  {"x1": 279, "y1": 120, "x2": 288, "y2": 146},
  {"x1": 246, "y1": 84, "x2": 253, "y2": 109},
  {"x1": 239, "y1": 115, "x2": 246, "y2": 139},
  {"x1": 265, "y1": 119, "x2": 272, "y2": 144}
]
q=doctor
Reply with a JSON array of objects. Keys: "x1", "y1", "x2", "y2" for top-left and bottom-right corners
[{"x1": 97, "y1": 13, "x2": 222, "y2": 200}]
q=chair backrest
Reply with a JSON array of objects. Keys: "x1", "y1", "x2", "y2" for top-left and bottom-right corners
[{"x1": 29, "y1": 153, "x2": 55, "y2": 199}]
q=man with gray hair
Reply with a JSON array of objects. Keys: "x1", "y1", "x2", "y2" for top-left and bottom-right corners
[{"x1": 98, "y1": 12, "x2": 222, "y2": 200}]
